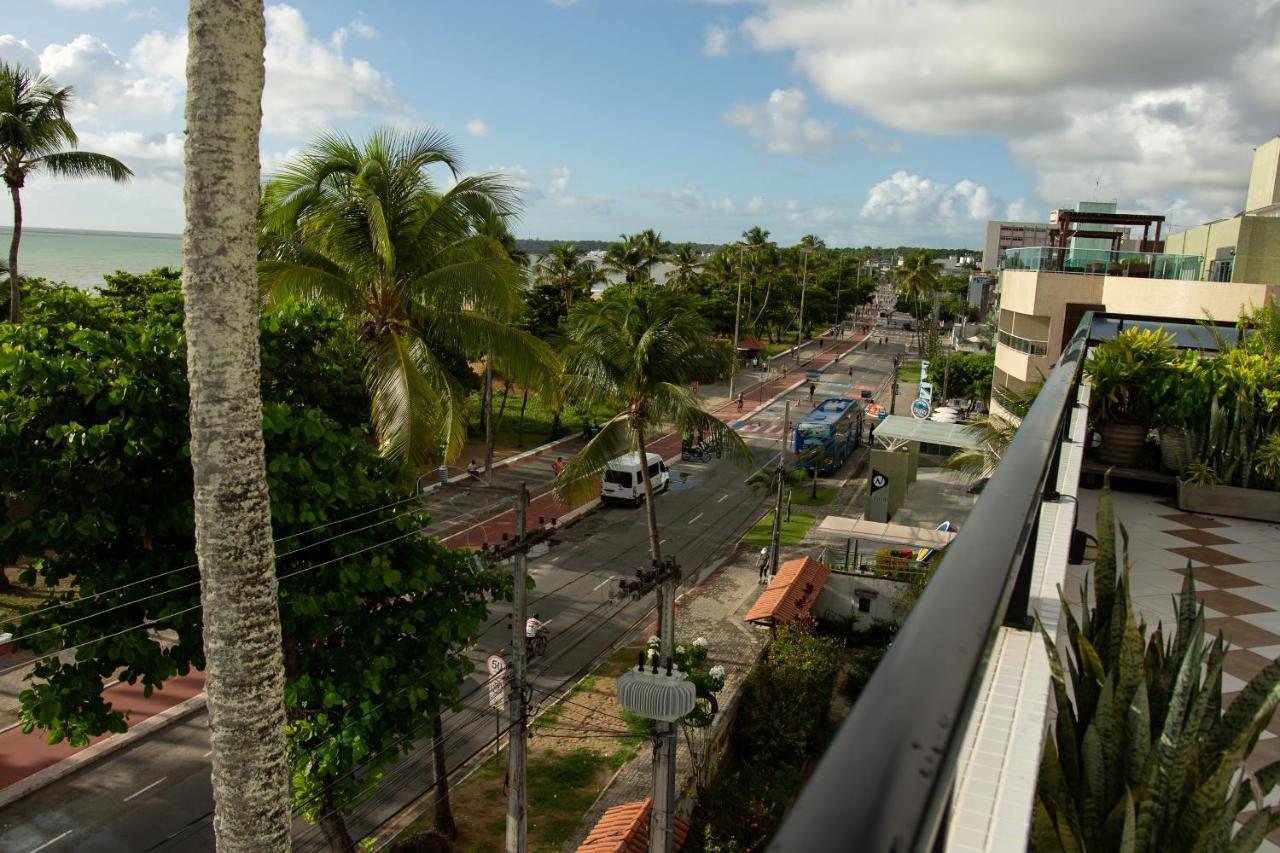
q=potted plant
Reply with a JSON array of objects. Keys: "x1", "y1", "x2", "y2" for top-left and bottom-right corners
[
  {"x1": 1153, "y1": 349, "x2": 1207, "y2": 473},
  {"x1": 1084, "y1": 327, "x2": 1176, "y2": 467}
]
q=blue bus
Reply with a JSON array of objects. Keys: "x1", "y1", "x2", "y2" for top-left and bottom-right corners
[{"x1": 794, "y1": 397, "x2": 864, "y2": 474}]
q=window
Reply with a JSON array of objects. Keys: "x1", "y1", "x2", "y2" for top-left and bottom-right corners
[
  {"x1": 858, "y1": 597, "x2": 872, "y2": 613},
  {"x1": 648, "y1": 463, "x2": 660, "y2": 477},
  {"x1": 604, "y1": 470, "x2": 632, "y2": 487}
]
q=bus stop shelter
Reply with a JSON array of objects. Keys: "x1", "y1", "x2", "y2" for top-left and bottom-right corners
[{"x1": 869, "y1": 415, "x2": 984, "y2": 452}]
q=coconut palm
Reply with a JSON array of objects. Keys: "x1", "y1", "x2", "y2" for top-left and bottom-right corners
[
  {"x1": 1, "y1": 62, "x2": 132, "y2": 323},
  {"x1": 943, "y1": 413, "x2": 1020, "y2": 480},
  {"x1": 182, "y1": 1, "x2": 290, "y2": 849},
  {"x1": 534, "y1": 242, "x2": 598, "y2": 312},
  {"x1": 896, "y1": 251, "x2": 938, "y2": 355},
  {"x1": 602, "y1": 233, "x2": 647, "y2": 292},
  {"x1": 258, "y1": 129, "x2": 558, "y2": 467},
  {"x1": 553, "y1": 290, "x2": 750, "y2": 562},
  {"x1": 636, "y1": 228, "x2": 670, "y2": 273},
  {"x1": 793, "y1": 234, "x2": 824, "y2": 353},
  {"x1": 667, "y1": 243, "x2": 702, "y2": 290}
]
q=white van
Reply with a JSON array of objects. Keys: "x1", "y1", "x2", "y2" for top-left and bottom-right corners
[{"x1": 601, "y1": 452, "x2": 669, "y2": 505}]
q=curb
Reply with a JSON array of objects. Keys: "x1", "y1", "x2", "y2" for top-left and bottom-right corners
[{"x1": 0, "y1": 692, "x2": 207, "y2": 809}]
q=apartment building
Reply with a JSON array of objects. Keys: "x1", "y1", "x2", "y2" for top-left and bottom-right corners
[
  {"x1": 981, "y1": 220, "x2": 1052, "y2": 271},
  {"x1": 989, "y1": 146, "x2": 1280, "y2": 420}
]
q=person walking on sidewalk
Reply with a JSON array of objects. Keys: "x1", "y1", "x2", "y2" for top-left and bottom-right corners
[
  {"x1": 808, "y1": 383, "x2": 816, "y2": 402},
  {"x1": 552, "y1": 456, "x2": 565, "y2": 478},
  {"x1": 736, "y1": 392, "x2": 745, "y2": 411},
  {"x1": 756, "y1": 547, "x2": 770, "y2": 583}
]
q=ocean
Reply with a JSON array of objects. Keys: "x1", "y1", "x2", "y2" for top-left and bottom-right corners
[
  {"x1": 0, "y1": 226, "x2": 673, "y2": 291},
  {"x1": 1, "y1": 226, "x2": 182, "y2": 289}
]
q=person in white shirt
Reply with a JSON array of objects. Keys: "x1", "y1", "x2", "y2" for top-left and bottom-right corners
[{"x1": 525, "y1": 614, "x2": 544, "y2": 639}]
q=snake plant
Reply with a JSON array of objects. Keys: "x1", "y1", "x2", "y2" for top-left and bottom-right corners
[{"x1": 1034, "y1": 484, "x2": 1280, "y2": 852}]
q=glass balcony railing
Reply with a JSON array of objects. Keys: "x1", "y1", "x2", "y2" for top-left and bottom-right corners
[
  {"x1": 1002, "y1": 246, "x2": 1203, "y2": 280},
  {"x1": 996, "y1": 329, "x2": 1048, "y2": 356}
]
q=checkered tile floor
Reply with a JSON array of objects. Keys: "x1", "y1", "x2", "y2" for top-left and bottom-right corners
[{"x1": 1068, "y1": 487, "x2": 1280, "y2": 847}]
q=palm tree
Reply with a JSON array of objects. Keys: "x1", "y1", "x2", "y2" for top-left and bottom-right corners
[
  {"x1": 553, "y1": 291, "x2": 750, "y2": 563},
  {"x1": 896, "y1": 251, "x2": 938, "y2": 355},
  {"x1": 602, "y1": 233, "x2": 646, "y2": 292},
  {"x1": 534, "y1": 242, "x2": 597, "y2": 312},
  {"x1": 667, "y1": 243, "x2": 702, "y2": 290},
  {"x1": 945, "y1": 385, "x2": 1039, "y2": 480},
  {"x1": 636, "y1": 228, "x2": 669, "y2": 276},
  {"x1": 258, "y1": 129, "x2": 558, "y2": 467},
  {"x1": 182, "y1": 1, "x2": 291, "y2": 849},
  {"x1": 1, "y1": 62, "x2": 132, "y2": 323},
  {"x1": 793, "y1": 234, "x2": 824, "y2": 355}
]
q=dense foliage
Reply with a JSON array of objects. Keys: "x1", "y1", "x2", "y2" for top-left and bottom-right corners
[
  {"x1": 0, "y1": 272, "x2": 509, "y2": 832},
  {"x1": 926, "y1": 352, "x2": 995, "y2": 403}
]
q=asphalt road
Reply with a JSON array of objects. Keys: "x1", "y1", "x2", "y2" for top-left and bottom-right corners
[{"x1": 0, "y1": 330, "x2": 902, "y2": 853}]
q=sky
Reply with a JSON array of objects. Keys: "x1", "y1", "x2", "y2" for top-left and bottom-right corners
[{"x1": 1, "y1": 0, "x2": 1277, "y2": 248}]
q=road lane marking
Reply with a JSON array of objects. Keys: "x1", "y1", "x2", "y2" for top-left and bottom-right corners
[
  {"x1": 717, "y1": 494, "x2": 728, "y2": 503},
  {"x1": 26, "y1": 831, "x2": 71, "y2": 853},
  {"x1": 592, "y1": 576, "x2": 619, "y2": 591},
  {"x1": 202, "y1": 750, "x2": 213, "y2": 758},
  {"x1": 687, "y1": 513, "x2": 704, "y2": 525},
  {"x1": 123, "y1": 777, "x2": 167, "y2": 802},
  {"x1": 550, "y1": 556, "x2": 560, "y2": 564}
]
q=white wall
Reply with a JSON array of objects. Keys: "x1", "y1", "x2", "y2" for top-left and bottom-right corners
[{"x1": 815, "y1": 572, "x2": 913, "y2": 628}]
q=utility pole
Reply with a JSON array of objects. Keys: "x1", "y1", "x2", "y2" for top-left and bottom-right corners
[
  {"x1": 506, "y1": 483, "x2": 529, "y2": 853},
  {"x1": 729, "y1": 242, "x2": 746, "y2": 401},
  {"x1": 618, "y1": 558, "x2": 684, "y2": 853},
  {"x1": 769, "y1": 401, "x2": 791, "y2": 576},
  {"x1": 795, "y1": 247, "x2": 810, "y2": 363},
  {"x1": 834, "y1": 254, "x2": 843, "y2": 339},
  {"x1": 942, "y1": 354, "x2": 950, "y2": 403},
  {"x1": 889, "y1": 355, "x2": 901, "y2": 416}
]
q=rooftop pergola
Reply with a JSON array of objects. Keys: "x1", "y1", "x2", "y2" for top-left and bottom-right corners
[{"x1": 1047, "y1": 210, "x2": 1166, "y2": 253}]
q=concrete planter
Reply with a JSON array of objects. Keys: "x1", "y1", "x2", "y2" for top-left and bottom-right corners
[{"x1": 1176, "y1": 479, "x2": 1280, "y2": 523}]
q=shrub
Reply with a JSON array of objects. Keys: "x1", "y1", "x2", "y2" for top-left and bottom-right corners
[{"x1": 736, "y1": 624, "x2": 842, "y2": 765}]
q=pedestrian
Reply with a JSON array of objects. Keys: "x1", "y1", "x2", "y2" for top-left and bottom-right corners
[
  {"x1": 848, "y1": 366, "x2": 853, "y2": 377},
  {"x1": 466, "y1": 459, "x2": 481, "y2": 480},
  {"x1": 552, "y1": 456, "x2": 565, "y2": 478},
  {"x1": 757, "y1": 547, "x2": 770, "y2": 583},
  {"x1": 736, "y1": 392, "x2": 745, "y2": 411},
  {"x1": 809, "y1": 383, "x2": 816, "y2": 401}
]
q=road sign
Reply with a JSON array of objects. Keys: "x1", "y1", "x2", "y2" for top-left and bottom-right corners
[
  {"x1": 865, "y1": 403, "x2": 881, "y2": 417},
  {"x1": 869, "y1": 468, "x2": 889, "y2": 522},
  {"x1": 487, "y1": 654, "x2": 507, "y2": 710},
  {"x1": 918, "y1": 380, "x2": 934, "y2": 404},
  {"x1": 877, "y1": 409, "x2": 888, "y2": 421},
  {"x1": 911, "y1": 399, "x2": 931, "y2": 419}
]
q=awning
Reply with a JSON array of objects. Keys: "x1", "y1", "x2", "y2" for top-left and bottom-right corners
[
  {"x1": 870, "y1": 415, "x2": 984, "y2": 449},
  {"x1": 814, "y1": 516, "x2": 958, "y2": 548}
]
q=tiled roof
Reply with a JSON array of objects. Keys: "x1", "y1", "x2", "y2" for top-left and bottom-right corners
[
  {"x1": 744, "y1": 555, "x2": 831, "y2": 624},
  {"x1": 577, "y1": 798, "x2": 689, "y2": 853},
  {"x1": 737, "y1": 336, "x2": 767, "y2": 352}
]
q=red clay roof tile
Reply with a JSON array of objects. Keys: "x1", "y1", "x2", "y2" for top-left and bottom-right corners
[{"x1": 744, "y1": 555, "x2": 831, "y2": 624}]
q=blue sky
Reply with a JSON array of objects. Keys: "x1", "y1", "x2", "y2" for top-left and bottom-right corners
[{"x1": 2, "y1": 0, "x2": 1275, "y2": 247}]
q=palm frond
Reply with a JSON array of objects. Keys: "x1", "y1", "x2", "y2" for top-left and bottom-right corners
[
  {"x1": 421, "y1": 310, "x2": 561, "y2": 395},
  {"x1": 38, "y1": 150, "x2": 132, "y2": 182},
  {"x1": 364, "y1": 329, "x2": 465, "y2": 466},
  {"x1": 554, "y1": 414, "x2": 634, "y2": 506}
]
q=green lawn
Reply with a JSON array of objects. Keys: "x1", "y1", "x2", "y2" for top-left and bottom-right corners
[
  {"x1": 743, "y1": 510, "x2": 817, "y2": 546},
  {"x1": 788, "y1": 487, "x2": 837, "y2": 507},
  {"x1": 897, "y1": 360, "x2": 923, "y2": 381},
  {"x1": 0, "y1": 584, "x2": 47, "y2": 627},
  {"x1": 464, "y1": 389, "x2": 615, "y2": 451}
]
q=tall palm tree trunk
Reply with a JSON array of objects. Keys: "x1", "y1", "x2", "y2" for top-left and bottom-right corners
[
  {"x1": 516, "y1": 390, "x2": 529, "y2": 448},
  {"x1": 483, "y1": 355, "x2": 494, "y2": 479},
  {"x1": 634, "y1": 424, "x2": 662, "y2": 563},
  {"x1": 8, "y1": 185, "x2": 21, "y2": 323},
  {"x1": 431, "y1": 708, "x2": 458, "y2": 839},
  {"x1": 183, "y1": 2, "x2": 291, "y2": 850},
  {"x1": 317, "y1": 789, "x2": 356, "y2": 852}
]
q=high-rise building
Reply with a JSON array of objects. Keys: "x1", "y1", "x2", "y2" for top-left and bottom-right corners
[{"x1": 981, "y1": 220, "x2": 1052, "y2": 271}]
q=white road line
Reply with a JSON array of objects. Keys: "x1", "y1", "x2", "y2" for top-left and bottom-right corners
[
  {"x1": 202, "y1": 750, "x2": 213, "y2": 758},
  {"x1": 123, "y1": 777, "x2": 167, "y2": 802},
  {"x1": 550, "y1": 556, "x2": 560, "y2": 564},
  {"x1": 687, "y1": 513, "x2": 704, "y2": 525},
  {"x1": 592, "y1": 576, "x2": 615, "y2": 591},
  {"x1": 26, "y1": 830, "x2": 71, "y2": 853},
  {"x1": 717, "y1": 494, "x2": 728, "y2": 503}
]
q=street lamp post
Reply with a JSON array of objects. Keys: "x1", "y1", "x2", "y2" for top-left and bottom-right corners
[{"x1": 729, "y1": 242, "x2": 746, "y2": 402}]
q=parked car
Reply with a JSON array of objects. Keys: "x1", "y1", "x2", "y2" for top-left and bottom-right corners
[{"x1": 601, "y1": 452, "x2": 669, "y2": 505}]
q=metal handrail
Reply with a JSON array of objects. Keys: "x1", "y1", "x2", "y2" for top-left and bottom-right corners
[{"x1": 769, "y1": 313, "x2": 1093, "y2": 853}]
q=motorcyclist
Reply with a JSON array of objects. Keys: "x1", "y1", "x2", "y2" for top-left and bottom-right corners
[{"x1": 525, "y1": 613, "x2": 547, "y2": 654}]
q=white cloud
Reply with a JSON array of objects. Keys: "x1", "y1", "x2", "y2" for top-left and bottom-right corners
[
  {"x1": 0, "y1": 35, "x2": 40, "y2": 70},
  {"x1": 466, "y1": 118, "x2": 489, "y2": 138},
  {"x1": 77, "y1": 130, "x2": 183, "y2": 179},
  {"x1": 738, "y1": 0, "x2": 1280, "y2": 219},
  {"x1": 723, "y1": 88, "x2": 837, "y2": 156},
  {"x1": 1005, "y1": 199, "x2": 1037, "y2": 221},
  {"x1": 745, "y1": 195, "x2": 766, "y2": 214},
  {"x1": 702, "y1": 23, "x2": 731, "y2": 57},
  {"x1": 50, "y1": 0, "x2": 127, "y2": 8},
  {"x1": 550, "y1": 165, "x2": 571, "y2": 194},
  {"x1": 860, "y1": 171, "x2": 995, "y2": 241},
  {"x1": 262, "y1": 4, "x2": 401, "y2": 134}
]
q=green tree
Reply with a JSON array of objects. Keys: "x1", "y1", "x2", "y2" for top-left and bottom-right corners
[
  {"x1": 668, "y1": 243, "x2": 703, "y2": 290},
  {"x1": 258, "y1": 128, "x2": 558, "y2": 466},
  {"x1": 927, "y1": 352, "x2": 995, "y2": 402},
  {"x1": 1, "y1": 61, "x2": 132, "y2": 323},
  {"x1": 896, "y1": 251, "x2": 938, "y2": 355},
  {"x1": 1, "y1": 276, "x2": 508, "y2": 851},
  {"x1": 553, "y1": 291, "x2": 750, "y2": 562},
  {"x1": 533, "y1": 241, "x2": 597, "y2": 312}
]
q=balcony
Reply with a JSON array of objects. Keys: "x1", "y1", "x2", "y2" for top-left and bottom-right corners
[
  {"x1": 769, "y1": 310, "x2": 1280, "y2": 852},
  {"x1": 995, "y1": 328, "x2": 1048, "y2": 356},
  {"x1": 1002, "y1": 246, "x2": 1202, "y2": 280}
]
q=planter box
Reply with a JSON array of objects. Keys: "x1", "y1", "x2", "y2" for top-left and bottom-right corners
[{"x1": 1176, "y1": 479, "x2": 1280, "y2": 523}]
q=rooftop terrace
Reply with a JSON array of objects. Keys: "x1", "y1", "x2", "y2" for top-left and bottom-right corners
[{"x1": 1002, "y1": 246, "x2": 1203, "y2": 279}]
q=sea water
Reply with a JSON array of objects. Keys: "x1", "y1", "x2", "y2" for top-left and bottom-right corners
[{"x1": 0, "y1": 226, "x2": 182, "y2": 290}]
